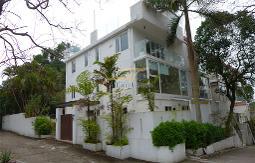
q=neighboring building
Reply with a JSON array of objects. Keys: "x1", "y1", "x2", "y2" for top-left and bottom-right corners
[
  {"x1": 234, "y1": 101, "x2": 250, "y2": 123},
  {"x1": 58, "y1": 1, "x2": 229, "y2": 144}
]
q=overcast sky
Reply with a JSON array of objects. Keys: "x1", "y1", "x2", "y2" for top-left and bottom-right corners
[{"x1": 0, "y1": 0, "x2": 251, "y2": 84}]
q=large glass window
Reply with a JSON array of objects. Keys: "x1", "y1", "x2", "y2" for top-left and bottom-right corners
[
  {"x1": 200, "y1": 77, "x2": 209, "y2": 98},
  {"x1": 136, "y1": 58, "x2": 186, "y2": 96},
  {"x1": 116, "y1": 32, "x2": 128, "y2": 52},
  {"x1": 146, "y1": 41, "x2": 165, "y2": 60},
  {"x1": 149, "y1": 60, "x2": 160, "y2": 92},
  {"x1": 135, "y1": 59, "x2": 147, "y2": 93},
  {"x1": 160, "y1": 63, "x2": 171, "y2": 94},
  {"x1": 180, "y1": 70, "x2": 188, "y2": 96},
  {"x1": 168, "y1": 66, "x2": 181, "y2": 95}
]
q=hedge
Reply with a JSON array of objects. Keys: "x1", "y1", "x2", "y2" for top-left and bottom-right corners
[
  {"x1": 151, "y1": 121, "x2": 226, "y2": 149},
  {"x1": 33, "y1": 116, "x2": 53, "y2": 136},
  {"x1": 151, "y1": 121, "x2": 185, "y2": 149}
]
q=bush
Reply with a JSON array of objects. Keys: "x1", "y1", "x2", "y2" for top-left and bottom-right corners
[
  {"x1": 183, "y1": 121, "x2": 207, "y2": 149},
  {"x1": 204, "y1": 123, "x2": 225, "y2": 145},
  {"x1": 0, "y1": 151, "x2": 11, "y2": 163},
  {"x1": 80, "y1": 119, "x2": 100, "y2": 144},
  {"x1": 151, "y1": 120, "x2": 226, "y2": 150},
  {"x1": 151, "y1": 121, "x2": 185, "y2": 149},
  {"x1": 33, "y1": 116, "x2": 53, "y2": 136},
  {"x1": 183, "y1": 121, "x2": 226, "y2": 149}
]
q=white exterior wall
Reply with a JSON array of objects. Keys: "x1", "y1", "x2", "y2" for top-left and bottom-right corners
[{"x1": 2, "y1": 113, "x2": 37, "y2": 138}]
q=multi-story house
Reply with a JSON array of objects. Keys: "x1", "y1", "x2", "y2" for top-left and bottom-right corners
[{"x1": 57, "y1": 1, "x2": 229, "y2": 146}]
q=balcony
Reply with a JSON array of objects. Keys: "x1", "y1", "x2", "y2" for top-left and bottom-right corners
[{"x1": 134, "y1": 39, "x2": 185, "y2": 67}]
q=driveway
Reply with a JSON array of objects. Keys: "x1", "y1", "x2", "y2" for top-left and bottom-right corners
[
  {"x1": 1, "y1": 131, "x2": 255, "y2": 163},
  {"x1": 0, "y1": 131, "x2": 143, "y2": 163}
]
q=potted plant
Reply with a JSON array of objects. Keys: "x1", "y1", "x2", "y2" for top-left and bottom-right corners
[
  {"x1": 80, "y1": 119, "x2": 101, "y2": 151},
  {"x1": 94, "y1": 54, "x2": 131, "y2": 159}
]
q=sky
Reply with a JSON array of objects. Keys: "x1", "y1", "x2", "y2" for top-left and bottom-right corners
[{"x1": 0, "y1": 0, "x2": 251, "y2": 84}]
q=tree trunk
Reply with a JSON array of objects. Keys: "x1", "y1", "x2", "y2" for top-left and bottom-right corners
[
  {"x1": 109, "y1": 84, "x2": 117, "y2": 144},
  {"x1": 225, "y1": 99, "x2": 235, "y2": 136},
  {"x1": 183, "y1": 6, "x2": 202, "y2": 122}
]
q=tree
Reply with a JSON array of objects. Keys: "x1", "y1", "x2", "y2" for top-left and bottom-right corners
[
  {"x1": 0, "y1": 42, "x2": 68, "y2": 117},
  {"x1": 67, "y1": 70, "x2": 97, "y2": 120},
  {"x1": 94, "y1": 54, "x2": 130, "y2": 144},
  {"x1": 144, "y1": 0, "x2": 221, "y2": 122},
  {"x1": 194, "y1": 11, "x2": 255, "y2": 135},
  {"x1": 0, "y1": 0, "x2": 78, "y2": 66}
]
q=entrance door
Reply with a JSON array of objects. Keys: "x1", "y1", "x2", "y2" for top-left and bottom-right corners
[{"x1": 61, "y1": 114, "x2": 73, "y2": 141}]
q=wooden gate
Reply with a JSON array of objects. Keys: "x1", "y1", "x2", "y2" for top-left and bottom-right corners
[{"x1": 61, "y1": 114, "x2": 73, "y2": 141}]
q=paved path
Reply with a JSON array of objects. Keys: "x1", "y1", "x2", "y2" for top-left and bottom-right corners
[
  {"x1": 1, "y1": 131, "x2": 255, "y2": 163},
  {"x1": 184, "y1": 146, "x2": 255, "y2": 163},
  {"x1": 0, "y1": 131, "x2": 143, "y2": 163}
]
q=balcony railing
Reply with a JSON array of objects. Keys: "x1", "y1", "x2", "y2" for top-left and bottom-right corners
[{"x1": 134, "y1": 39, "x2": 185, "y2": 67}]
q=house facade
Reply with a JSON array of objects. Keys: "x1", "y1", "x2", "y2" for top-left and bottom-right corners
[{"x1": 57, "y1": 1, "x2": 229, "y2": 145}]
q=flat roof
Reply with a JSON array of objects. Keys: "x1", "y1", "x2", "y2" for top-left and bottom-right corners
[{"x1": 64, "y1": 19, "x2": 138, "y2": 63}]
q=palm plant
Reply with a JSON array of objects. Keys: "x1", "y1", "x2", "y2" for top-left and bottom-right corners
[
  {"x1": 67, "y1": 70, "x2": 96, "y2": 120},
  {"x1": 144, "y1": 0, "x2": 221, "y2": 121},
  {"x1": 94, "y1": 54, "x2": 129, "y2": 144}
]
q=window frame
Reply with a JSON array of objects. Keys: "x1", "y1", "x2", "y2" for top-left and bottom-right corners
[
  {"x1": 71, "y1": 60, "x2": 76, "y2": 73},
  {"x1": 115, "y1": 32, "x2": 128, "y2": 52}
]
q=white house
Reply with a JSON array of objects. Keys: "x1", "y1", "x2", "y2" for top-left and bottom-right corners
[{"x1": 55, "y1": 1, "x2": 230, "y2": 161}]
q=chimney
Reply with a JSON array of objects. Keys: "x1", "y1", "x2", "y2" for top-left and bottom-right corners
[{"x1": 90, "y1": 30, "x2": 98, "y2": 44}]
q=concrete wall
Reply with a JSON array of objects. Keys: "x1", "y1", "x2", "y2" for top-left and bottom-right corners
[{"x1": 2, "y1": 113, "x2": 37, "y2": 138}]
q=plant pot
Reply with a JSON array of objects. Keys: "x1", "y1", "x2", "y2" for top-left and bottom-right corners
[
  {"x1": 106, "y1": 145, "x2": 130, "y2": 159},
  {"x1": 82, "y1": 142, "x2": 102, "y2": 152}
]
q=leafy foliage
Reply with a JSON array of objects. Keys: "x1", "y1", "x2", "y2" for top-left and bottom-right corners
[
  {"x1": 80, "y1": 119, "x2": 100, "y2": 144},
  {"x1": 151, "y1": 121, "x2": 185, "y2": 149},
  {"x1": 138, "y1": 77, "x2": 159, "y2": 111},
  {"x1": 33, "y1": 116, "x2": 53, "y2": 136},
  {"x1": 0, "y1": 42, "x2": 68, "y2": 117},
  {"x1": 195, "y1": 11, "x2": 255, "y2": 135},
  {"x1": 0, "y1": 151, "x2": 12, "y2": 163},
  {"x1": 152, "y1": 121, "x2": 226, "y2": 149},
  {"x1": 94, "y1": 54, "x2": 131, "y2": 146}
]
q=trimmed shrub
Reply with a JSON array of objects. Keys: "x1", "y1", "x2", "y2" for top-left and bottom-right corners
[
  {"x1": 183, "y1": 121, "x2": 226, "y2": 149},
  {"x1": 33, "y1": 116, "x2": 53, "y2": 136},
  {"x1": 151, "y1": 121, "x2": 185, "y2": 149},
  {"x1": 204, "y1": 123, "x2": 225, "y2": 145},
  {"x1": 151, "y1": 120, "x2": 226, "y2": 150},
  {"x1": 183, "y1": 121, "x2": 207, "y2": 149},
  {"x1": 80, "y1": 119, "x2": 100, "y2": 144}
]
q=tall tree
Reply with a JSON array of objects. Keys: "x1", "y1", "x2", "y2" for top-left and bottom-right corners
[
  {"x1": 0, "y1": 42, "x2": 68, "y2": 117},
  {"x1": 195, "y1": 11, "x2": 255, "y2": 135},
  {"x1": 94, "y1": 54, "x2": 129, "y2": 144},
  {"x1": 144, "y1": 0, "x2": 220, "y2": 121}
]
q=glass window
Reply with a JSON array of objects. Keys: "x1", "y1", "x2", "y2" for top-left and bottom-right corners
[
  {"x1": 116, "y1": 32, "x2": 128, "y2": 52},
  {"x1": 160, "y1": 63, "x2": 171, "y2": 94},
  {"x1": 169, "y1": 66, "x2": 181, "y2": 95},
  {"x1": 84, "y1": 54, "x2": 88, "y2": 67},
  {"x1": 149, "y1": 60, "x2": 160, "y2": 92},
  {"x1": 120, "y1": 33, "x2": 128, "y2": 51},
  {"x1": 135, "y1": 59, "x2": 147, "y2": 93},
  {"x1": 115, "y1": 38, "x2": 120, "y2": 52},
  {"x1": 180, "y1": 70, "x2": 188, "y2": 96},
  {"x1": 200, "y1": 77, "x2": 209, "y2": 98},
  {"x1": 71, "y1": 60, "x2": 76, "y2": 73},
  {"x1": 146, "y1": 41, "x2": 165, "y2": 60},
  {"x1": 95, "y1": 48, "x2": 99, "y2": 62}
]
